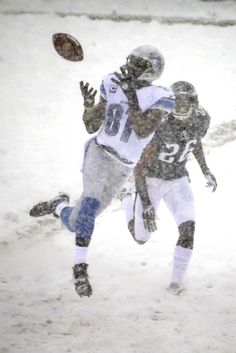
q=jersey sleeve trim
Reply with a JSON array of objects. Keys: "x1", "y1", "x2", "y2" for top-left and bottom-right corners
[
  {"x1": 150, "y1": 97, "x2": 175, "y2": 113},
  {"x1": 100, "y1": 81, "x2": 107, "y2": 100}
]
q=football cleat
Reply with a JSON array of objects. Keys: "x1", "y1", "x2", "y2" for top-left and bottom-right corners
[
  {"x1": 29, "y1": 192, "x2": 69, "y2": 218},
  {"x1": 73, "y1": 263, "x2": 92, "y2": 297},
  {"x1": 167, "y1": 282, "x2": 184, "y2": 295}
]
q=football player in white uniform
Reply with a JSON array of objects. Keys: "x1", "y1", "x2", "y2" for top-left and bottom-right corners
[
  {"x1": 120, "y1": 81, "x2": 217, "y2": 293},
  {"x1": 29, "y1": 45, "x2": 175, "y2": 297}
]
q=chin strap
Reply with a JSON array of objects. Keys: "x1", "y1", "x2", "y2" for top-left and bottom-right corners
[
  {"x1": 172, "y1": 106, "x2": 196, "y2": 120},
  {"x1": 172, "y1": 113, "x2": 188, "y2": 120}
]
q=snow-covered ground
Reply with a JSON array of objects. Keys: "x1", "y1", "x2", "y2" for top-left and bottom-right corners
[{"x1": 0, "y1": 1, "x2": 236, "y2": 352}]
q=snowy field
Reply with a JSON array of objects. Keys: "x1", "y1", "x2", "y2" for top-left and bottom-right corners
[{"x1": 0, "y1": 1, "x2": 236, "y2": 353}]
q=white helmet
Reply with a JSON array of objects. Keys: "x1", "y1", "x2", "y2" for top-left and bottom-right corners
[{"x1": 126, "y1": 45, "x2": 165, "y2": 82}]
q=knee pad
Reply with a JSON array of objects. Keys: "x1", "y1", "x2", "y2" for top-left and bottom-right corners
[
  {"x1": 75, "y1": 197, "x2": 100, "y2": 237},
  {"x1": 177, "y1": 221, "x2": 195, "y2": 249}
]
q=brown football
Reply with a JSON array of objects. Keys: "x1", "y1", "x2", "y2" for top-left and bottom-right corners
[{"x1": 52, "y1": 33, "x2": 84, "y2": 62}]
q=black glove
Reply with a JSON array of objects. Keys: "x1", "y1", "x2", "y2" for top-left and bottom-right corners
[
  {"x1": 111, "y1": 66, "x2": 139, "y2": 107},
  {"x1": 204, "y1": 172, "x2": 217, "y2": 192},
  {"x1": 80, "y1": 81, "x2": 97, "y2": 108},
  {"x1": 142, "y1": 205, "x2": 157, "y2": 233}
]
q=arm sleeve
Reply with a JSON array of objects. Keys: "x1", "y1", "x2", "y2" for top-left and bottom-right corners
[
  {"x1": 192, "y1": 139, "x2": 210, "y2": 174},
  {"x1": 134, "y1": 140, "x2": 157, "y2": 208},
  {"x1": 100, "y1": 80, "x2": 107, "y2": 100},
  {"x1": 150, "y1": 97, "x2": 175, "y2": 114}
]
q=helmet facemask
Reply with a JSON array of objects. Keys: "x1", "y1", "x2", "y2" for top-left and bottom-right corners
[
  {"x1": 173, "y1": 94, "x2": 198, "y2": 120},
  {"x1": 126, "y1": 45, "x2": 165, "y2": 82},
  {"x1": 171, "y1": 81, "x2": 198, "y2": 121},
  {"x1": 125, "y1": 55, "x2": 152, "y2": 80}
]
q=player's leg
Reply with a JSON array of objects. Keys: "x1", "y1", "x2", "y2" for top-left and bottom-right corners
[
  {"x1": 119, "y1": 176, "x2": 162, "y2": 244},
  {"x1": 133, "y1": 193, "x2": 151, "y2": 244},
  {"x1": 163, "y1": 176, "x2": 195, "y2": 290},
  {"x1": 118, "y1": 181, "x2": 149, "y2": 244},
  {"x1": 29, "y1": 139, "x2": 131, "y2": 297},
  {"x1": 28, "y1": 138, "x2": 95, "y2": 224},
  {"x1": 132, "y1": 177, "x2": 162, "y2": 243},
  {"x1": 68, "y1": 140, "x2": 110, "y2": 297},
  {"x1": 117, "y1": 174, "x2": 136, "y2": 237},
  {"x1": 69, "y1": 141, "x2": 132, "y2": 296},
  {"x1": 29, "y1": 197, "x2": 93, "y2": 297},
  {"x1": 29, "y1": 139, "x2": 98, "y2": 297}
]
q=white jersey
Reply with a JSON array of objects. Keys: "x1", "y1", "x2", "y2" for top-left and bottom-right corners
[{"x1": 96, "y1": 73, "x2": 174, "y2": 167}]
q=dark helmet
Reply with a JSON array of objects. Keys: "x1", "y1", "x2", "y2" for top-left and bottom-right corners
[
  {"x1": 171, "y1": 81, "x2": 199, "y2": 119},
  {"x1": 170, "y1": 81, "x2": 210, "y2": 138}
]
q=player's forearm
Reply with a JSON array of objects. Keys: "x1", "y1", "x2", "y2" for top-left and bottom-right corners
[
  {"x1": 135, "y1": 176, "x2": 152, "y2": 209},
  {"x1": 83, "y1": 109, "x2": 102, "y2": 133},
  {"x1": 129, "y1": 108, "x2": 164, "y2": 138},
  {"x1": 193, "y1": 141, "x2": 210, "y2": 174},
  {"x1": 199, "y1": 163, "x2": 210, "y2": 174},
  {"x1": 82, "y1": 102, "x2": 105, "y2": 134},
  {"x1": 134, "y1": 166, "x2": 151, "y2": 208},
  {"x1": 125, "y1": 135, "x2": 157, "y2": 208},
  {"x1": 128, "y1": 109, "x2": 151, "y2": 137}
]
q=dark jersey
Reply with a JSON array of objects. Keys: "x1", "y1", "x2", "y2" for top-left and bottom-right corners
[{"x1": 146, "y1": 106, "x2": 210, "y2": 180}]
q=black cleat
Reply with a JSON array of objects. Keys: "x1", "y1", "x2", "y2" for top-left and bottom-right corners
[
  {"x1": 29, "y1": 192, "x2": 69, "y2": 217},
  {"x1": 73, "y1": 263, "x2": 92, "y2": 297}
]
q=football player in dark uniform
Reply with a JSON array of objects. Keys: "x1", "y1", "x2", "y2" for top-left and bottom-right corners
[{"x1": 120, "y1": 81, "x2": 217, "y2": 292}]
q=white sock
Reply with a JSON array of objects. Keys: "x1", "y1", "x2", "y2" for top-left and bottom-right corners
[
  {"x1": 171, "y1": 245, "x2": 193, "y2": 286},
  {"x1": 122, "y1": 194, "x2": 134, "y2": 224},
  {"x1": 55, "y1": 202, "x2": 69, "y2": 217},
  {"x1": 74, "y1": 245, "x2": 89, "y2": 265}
]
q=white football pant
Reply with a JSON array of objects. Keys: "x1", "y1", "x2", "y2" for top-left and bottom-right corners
[
  {"x1": 134, "y1": 176, "x2": 195, "y2": 243},
  {"x1": 69, "y1": 138, "x2": 132, "y2": 228}
]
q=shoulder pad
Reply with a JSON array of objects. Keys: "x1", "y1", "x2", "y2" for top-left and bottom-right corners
[
  {"x1": 188, "y1": 105, "x2": 211, "y2": 138},
  {"x1": 196, "y1": 105, "x2": 209, "y2": 118},
  {"x1": 150, "y1": 97, "x2": 175, "y2": 113}
]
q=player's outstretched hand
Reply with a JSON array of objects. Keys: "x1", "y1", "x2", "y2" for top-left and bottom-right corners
[
  {"x1": 142, "y1": 205, "x2": 157, "y2": 233},
  {"x1": 111, "y1": 66, "x2": 139, "y2": 108},
  {"x1": 80, "y1": 81, "x2": 97, "y2": 108},
  {"x1": 204, "y1": 172, "x2": 217, "y2": 192},
  {"x1": 111, "y1": 66, "x2": 137, "y2": 93}
]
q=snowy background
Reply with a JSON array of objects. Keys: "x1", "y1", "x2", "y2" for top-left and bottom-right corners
[{"x1": 0, "y1": 1, "x2": 236, "y2": 352}]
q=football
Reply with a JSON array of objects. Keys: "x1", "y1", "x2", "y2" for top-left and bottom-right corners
[{"x1": 52, "y1": 33, "x2": 84, "y2": 62}]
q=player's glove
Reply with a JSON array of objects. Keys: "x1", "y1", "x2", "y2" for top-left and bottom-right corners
[
  {"x1": 204, "y1": 172, "x2": 217, "y2": 192},
  {"x1": 80, "y1": 81, "x2": 97, "y2": 108},
  {"x1": 142, "y1": 205, "x2": 157, "y2": 233},
  {"x1": 111, "y1": 66, "x2": 139, "y2": 107}
]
